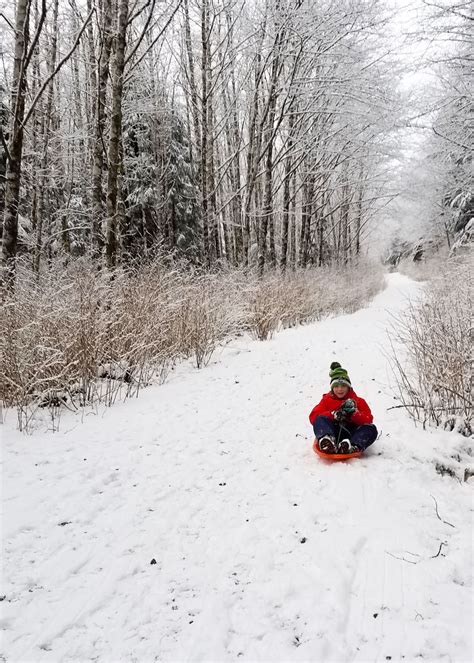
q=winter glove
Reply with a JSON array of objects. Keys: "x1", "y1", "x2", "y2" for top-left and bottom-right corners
[
  {"x1": 341, "y1": 399, "x2": 356, "y2": 416},
  {"x1": 332, "y1": 409, "x2": 346, "y2": 422}
]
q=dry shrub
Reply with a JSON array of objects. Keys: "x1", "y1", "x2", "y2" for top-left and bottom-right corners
[
  {"x1": 397, "y1": 247, "x2": 450, "y2": 282},
  {"x1": 245, "y1": 273, "x2": 287, "y2": 341},
  {"x1": 1, "y1": 257, "x2": 384, "y2": 430},
  {"x1": 245, "y1": 260, "x2": 384, "y2": 340},
  {"x1": 173, "y1": 272, "x2": 244, "y2": 368},
  {"x1": 389, "y1": 259, "x2": 473, "y2": 436}
]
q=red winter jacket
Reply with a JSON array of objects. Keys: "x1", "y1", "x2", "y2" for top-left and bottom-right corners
[{"x1": 309, "y1": 388, "x2": 373, "y2": 426}]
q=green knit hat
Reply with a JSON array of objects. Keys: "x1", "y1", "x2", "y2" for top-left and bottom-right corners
[{"x1": 329, "y1": 361, "x2": 351, "y2": 389}]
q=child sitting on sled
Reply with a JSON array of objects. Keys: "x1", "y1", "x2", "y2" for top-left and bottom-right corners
[{"x1": 309, "y1": 362, "x2": 378, "y2": 454}]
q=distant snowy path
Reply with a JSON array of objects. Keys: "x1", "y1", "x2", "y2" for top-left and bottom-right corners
[{"x1": 2, "y1": 273, "x2": 472, "y2": 662}]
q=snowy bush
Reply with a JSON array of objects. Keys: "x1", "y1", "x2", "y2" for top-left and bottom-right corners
[
  {"x1": 389, "y1": 260, "x2": 473, "y2": 436},
  {"x1": 245, "y1": 260, "x2": 384, "y2": 340},
  {"x1": 1, "y1": 257, "x2": 384, "y2": 430},
  {"x1": 173, "y1": 271, "x2": 245, "y2": 368},
  {"x1": 397, "y1": 248, "x2": 450, "y2": 282}
]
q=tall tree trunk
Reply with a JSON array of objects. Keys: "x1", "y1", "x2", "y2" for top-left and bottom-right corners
[
  {"x1": 340, "y1": 179, "x2": 350, "y2": 265},
  {"x1": 299, "y1": 176, "x2": 313, "y2": 267},
  {"x1": 227, "y1": 8, "x2": 243, "y2": 264},
  {"x1": 85, "y1": 0, "x2": 97, "y2": 130},
  {"x1": 280, "y1": 108, "x2": 295, "y2": 271},
  {"x1": 318, "y1": 193, "x2": 326, "y2": 266},
  {"x1": 106, "y1": 0, "x2": 129, "y2": 268},
  {"x1": 258, "y1": 115, "x2": 275, "y2": 275},
  {"x1": 200, "y1": 0, "x2": 210, "y2": 265},
  {"x1": 289, "y1": 168, "x2": 297, "y2": 270},
  {"x1": 1, "y1": 0, "x2": 31, "y2": 288},
  {"x1": 355, "y1": 167, "x2": 364, "y2": 255},
  {"x1": 91, "y1": 0, "x2": 113, "y2": 260},
  {"x1": 34, "y1": 0, "x2": 59, "y2": 274},
  {"x1": 207, "y1": 45, "x2": 220, "y2": 261},
  {"x1": 183, "y1": 0, "x2": 201, "y2": 160},
  {"x1": 242, "y1": 7, "x2": 268, "y2": 267},
  {"x1": 257, "y1": 27, "x2": 284, "y2": 276}
]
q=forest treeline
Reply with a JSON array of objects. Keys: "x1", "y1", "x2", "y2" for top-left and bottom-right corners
[{"x1": 1, "y1": 0, "x2": 470, "y2": 284}]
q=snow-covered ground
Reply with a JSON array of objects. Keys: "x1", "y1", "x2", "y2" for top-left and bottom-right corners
[{"x1": 2, "y1": 273, "x2": 473, "y2": 663}]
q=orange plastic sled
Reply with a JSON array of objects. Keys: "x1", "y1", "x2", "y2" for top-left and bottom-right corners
[{"x1": 313, "y1": 438, "x2": 363, "y2": 461}]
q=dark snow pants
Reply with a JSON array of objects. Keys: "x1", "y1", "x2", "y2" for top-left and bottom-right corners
[{"x1": 313, "y1": 415, "x2": 378, "y2": 451}]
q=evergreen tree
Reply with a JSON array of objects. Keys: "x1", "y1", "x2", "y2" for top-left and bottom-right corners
[{"x1": 165, "y1": 111, "x2": 200, "y2": 261}]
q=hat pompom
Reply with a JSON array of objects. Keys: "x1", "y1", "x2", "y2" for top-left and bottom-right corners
[{"x1": 330, "y1": 361, "x2": 341, "y2": 370}]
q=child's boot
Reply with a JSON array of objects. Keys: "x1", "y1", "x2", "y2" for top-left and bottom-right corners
[
  {"x1": 319, "y1": 435, "x2": 337, "y2": 454},
  {"x1": 338, "y1": 439, "x2": 359, "y2": 454}
]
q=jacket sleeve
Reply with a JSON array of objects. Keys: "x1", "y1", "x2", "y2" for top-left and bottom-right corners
[
  {"x1": 309, "y1": 395, "x2": 334, "y2": 425},
  {"x1": 350, "y1": 397, "x2": 373, "y2": 425}
]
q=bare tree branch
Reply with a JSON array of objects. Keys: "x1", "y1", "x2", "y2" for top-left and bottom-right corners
[{"x1": 21, "y1": 6, "x2": 95, "y2": 129}]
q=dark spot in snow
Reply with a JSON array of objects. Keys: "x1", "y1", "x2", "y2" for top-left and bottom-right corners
[
  {"x1": 246, "y1": 519, "x2": 249, "y2": 522},
  {"x1": 373, "y1": 613, "x2": 378, "y2": 618},
  {"x1": 293, "y1": 503, "x2": 298, "y2": 506},
  {"x1": 150, "y1": 559, "x2": 157, "y2": 565},
  {"x1": 0, "y1": 596, "x2": 5, "y2": 601},
  {"x1": 58, "y1": 521, "x2": 71, "y2": 527},
  {"x1": 189, "y1": 620, "x2": 194, "y2": 624},
  {"x1": 386, "y1": 657, "x2": 392, "y2": 660},
  {"x1": 219, "y1": 482, "x2": 226, "y2": 486},
  {"x1": 235, "y1": 380, "x2": 239, "y2": 384},
  {"x1": 300, "y1": 537, "x2": 307, "y2": 544},
  {"x1": 83, "y1": 458, "x2": 87, "y2": 461}
]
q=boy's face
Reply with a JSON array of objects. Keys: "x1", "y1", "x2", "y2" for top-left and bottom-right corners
[{"x1": 333, "y1": 385, "x2": 349, "y2": 398}]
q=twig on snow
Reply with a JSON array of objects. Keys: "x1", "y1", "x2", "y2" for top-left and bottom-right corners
[
  {"x1": 430, "y1": 541, "x2": 447, "y2": 559},
  {"x1": 385, "y1": 551, "x2": 420, "y2": 565},
  {"x1": 430, "y1": 494, "x2": 455, "y2": 528}
]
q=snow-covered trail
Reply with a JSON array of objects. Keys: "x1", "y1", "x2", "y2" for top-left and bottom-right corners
[{"x1": 2, "y1": 273, "x2": 472, "y2": 663}]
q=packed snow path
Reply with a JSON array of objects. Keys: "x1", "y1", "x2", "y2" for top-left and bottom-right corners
[{"x1": 2, "y1": 273, "x2": 472, "y2": 663}]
